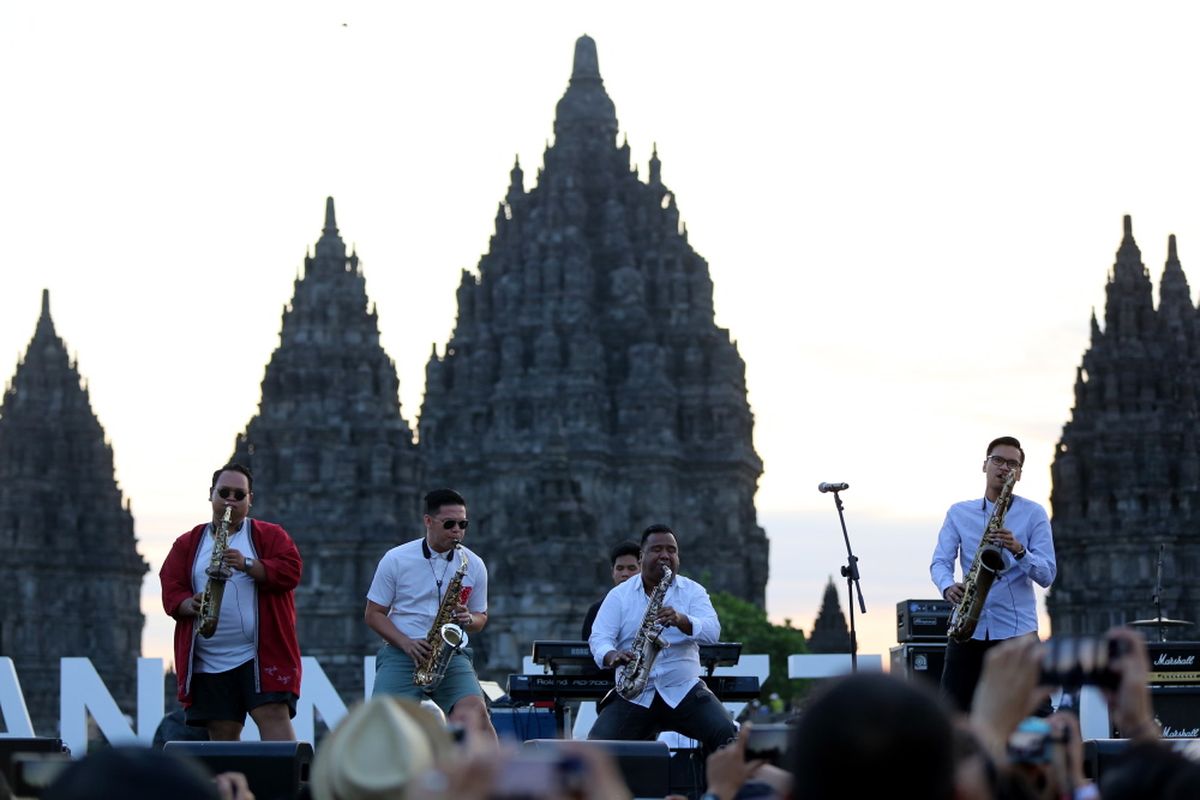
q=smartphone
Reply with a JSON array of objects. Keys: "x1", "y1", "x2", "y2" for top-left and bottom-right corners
[
  {"x1": 1039, "y1": 635, "x2": 1130, "y2": 690},
  {"x1": 744, "y1": 723, "x2": 791, "y2": 764}
]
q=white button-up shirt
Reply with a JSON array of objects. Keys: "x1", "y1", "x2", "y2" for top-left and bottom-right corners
[
  {"x1": 588, "y1": 572, "x2": 721, "y2": 708},
  {"x1": 930, "y1": 494, "x2": 1057, "y2": 640}
]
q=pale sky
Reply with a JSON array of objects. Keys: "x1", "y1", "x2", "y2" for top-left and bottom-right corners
[{"x1": 4, "y1": 2, "x2": 1199, "y2": 680}]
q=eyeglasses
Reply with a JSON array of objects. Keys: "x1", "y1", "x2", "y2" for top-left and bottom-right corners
[
  {"x1": 217, "y1": 488, "x2": 248, "y2": 501},
  {"x1": 987, "y1": 455, "x2": 1022, "y2": 470},
  {"x1": 433, "y1": 518, "x2": 469, "y2": 530}
]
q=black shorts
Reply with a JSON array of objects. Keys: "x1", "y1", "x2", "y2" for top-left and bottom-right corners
[{"x1": 186, "y1": 659, "x2": 298, "y2": 727}]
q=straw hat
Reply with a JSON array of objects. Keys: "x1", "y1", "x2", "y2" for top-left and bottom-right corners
[{"x1": 311, "y1": 696, "x2": 454, "y2": 800}]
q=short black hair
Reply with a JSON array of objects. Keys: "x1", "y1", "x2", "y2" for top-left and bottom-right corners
[
  {"x1": 424, "y1": 488, "x2": 467, "y2": 515},
  {"x1": 610, "y1": 540, "x2": 641, "y2": 566},
  {"x1": 640, "y1": 523, "x2": 675, "y2": 547},
  {"x1": 788, "y1": 673, "x2": 955, "y2": 800},
  {"x1": 210, "y1": 463, "x2": 253, "y2": 492},
  {"x1": 986, "y1": 436, "x2": 1025, "y2": 466}
]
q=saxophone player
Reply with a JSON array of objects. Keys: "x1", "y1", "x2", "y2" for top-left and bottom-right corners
[
  {"x1": 159, "y1": 464, "x2": 303, "y2": 740},
  {"x1": 930, "y1": 436, "x2": 1057, "y2": 712},
  {"x1": 588, "y1": 524, "x2": 737, "y2": 754},
  {"x1": 364, "y1": 488, "x2": 494, "y2": 738}
]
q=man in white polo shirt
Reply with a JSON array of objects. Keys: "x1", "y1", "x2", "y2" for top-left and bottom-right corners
[{"x1": 364, "y1": 488, "x2": 494, "y2": 737}]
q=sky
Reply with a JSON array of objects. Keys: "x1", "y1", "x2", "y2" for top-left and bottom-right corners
[{"x1": 4, "y1": 2, "x2": 1200, "y2": 684}]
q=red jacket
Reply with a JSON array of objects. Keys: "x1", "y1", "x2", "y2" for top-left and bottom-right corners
[{"x1": 160, "y1": 519, "x2": 303, "y2": 706}]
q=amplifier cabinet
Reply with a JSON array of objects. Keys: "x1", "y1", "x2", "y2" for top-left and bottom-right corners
[
  {"x1": 890, "y1": 643, "x2": 946, "y2": 687},
  {"x1": 896, "y1": 599, "x2": 951, "y2": 643}
]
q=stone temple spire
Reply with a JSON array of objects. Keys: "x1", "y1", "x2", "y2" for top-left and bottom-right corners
[
  {"x1": 807, "y1": 577, "x2": 850, "y2": 654},
  {"x1": 420, "y1": 37, "x2": 767, "y2": 676},
  {"x1": 552, "y1": 34, "x2": 619, "y2": 155},
  {"x1": 1049, "y1": 219, "x2": 1200, "y2": 640},
  {"x1": 232, "y1": 200, "x2": 423, "y2": 698},
  {"x1": 0, "y1": 291, "x2": 147, "y2": 734}
]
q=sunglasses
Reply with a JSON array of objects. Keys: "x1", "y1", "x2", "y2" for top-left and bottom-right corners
[
  {"x1": 217, "y1": 488, "x2": 248, "y2": 501},
  {"x1": 433, "y1": 519, "x2": 469, "y2": 530}
]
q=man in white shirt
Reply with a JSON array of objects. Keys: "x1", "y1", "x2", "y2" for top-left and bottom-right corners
[
  {"x1": 930, "y1": 436, "x2": 1057, "y2": 712},
  {"x1": 364, "y1": 488, "x2": 494, "y2": 737},
  {"x1": 588, "y1": 524, "x2": 737, "y2": 754}
]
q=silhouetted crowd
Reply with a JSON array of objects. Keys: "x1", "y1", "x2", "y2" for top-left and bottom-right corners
[{"x1": 4, "y1": 626, "x2": 1199, "y2": 800}]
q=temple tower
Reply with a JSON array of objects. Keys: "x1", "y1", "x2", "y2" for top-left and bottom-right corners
[
  {"x1": 0, "y1": 291, "x2": 147, "y2": 734},
  {"x1": 807, "y1": 578, "x2": 851, "y2": 654},
  {"x1": 418, "y1": 36, "x2": 768, "y2": 675},
  {"x1": 1048, "y1": 216, "x2": 1200, "y2": 638},
  {"x1": 232, "y1": 199, "x2": 423, "y2": 696}
]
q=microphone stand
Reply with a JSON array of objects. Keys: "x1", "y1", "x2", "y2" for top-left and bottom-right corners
[
  {"x1": 1152, "y1": 542, "x2": 1166, "y2": 644},
  {"x1": 828, "y1": 489, "x2": 867, "y2": 672}
]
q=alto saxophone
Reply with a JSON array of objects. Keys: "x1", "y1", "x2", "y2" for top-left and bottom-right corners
[
  {"x1": 615, "y1": 566, "x2": 673, "y2": 700},
  {"x1": 947, "y1": 470, "x2": 1017, "y2": 642},
  {"x1": 413, "y1": 544, "x2": 471, "y2": 691},
  {"x1": 196, "y1": 507, "x2": 234, "y2": 639}
]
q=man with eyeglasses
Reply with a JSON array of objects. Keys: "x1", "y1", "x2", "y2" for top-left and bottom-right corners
[
  {"x1": 364, "y1": 488, "x2": 494, "y2": 736},
  {"x1": 159, "y1": 463, "x2": 303, "y2": 740},
  {"x1": 930, "y1": 436, "x2": 1057, "y2": 712}
]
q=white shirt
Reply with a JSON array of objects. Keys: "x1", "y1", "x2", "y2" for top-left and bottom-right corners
[
  {"x1": 366, "y1": 538, "x2": 488, "y2": 640},
  {"x1": 191, "y1": 519, "x2": 258, "y2": 673},
  {"x1": 589, "y1": 572, "x2": 721, "y2": 708}
]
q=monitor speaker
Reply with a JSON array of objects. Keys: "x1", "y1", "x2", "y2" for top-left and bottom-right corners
[
  {"x1": 162, "y1": 740, "x2": 313, "y2": 800},
  {"x1": 524, "y1": 738, "x2": 670, "y2": 798},
  {"x1": 890, "y1": 643, "x2": 946, "y2": 687},
  {"x1": 0, "y1": 737, "x2": 67, "y2": 789}
]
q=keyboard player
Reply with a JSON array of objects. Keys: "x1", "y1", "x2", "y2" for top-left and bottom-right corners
[
  {"x1": 581, "y1": 540, "x2": 642, "y2": 640},
  {"x1": 588, "y1": 524, "x2": 738, "y2": 754}
]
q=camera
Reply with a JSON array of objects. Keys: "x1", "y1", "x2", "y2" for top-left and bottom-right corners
[
  {"x1": 1007, "y1": 717, "x2": 1056, "y2": 764},
  {"x1": 1038, "y1": 635, "x2": 1131, "y2": 690},
  {"x1": 744, "y1": 723, "x2": 791, "y2": 765}
]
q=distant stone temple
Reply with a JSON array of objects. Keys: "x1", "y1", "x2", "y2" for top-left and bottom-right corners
[
  {"x1": 807, "y1": 577, "x2": 850, "y2": 653},
  {"x1": 232, "y1": 200, "x2": 424, "y2": 696},
  {"x1": 0, "y1": 292, "x2": 147, "y2": 734},
  {"x1": 1049, "y1": 216, "x2": 1200, "y2": 639},
  {"x1": 419, "y1": 36, "x2": 768, "y2": 674}
]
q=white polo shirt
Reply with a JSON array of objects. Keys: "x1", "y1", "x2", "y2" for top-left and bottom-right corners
[{"x1": 366, "y1": 537, "x2": 488, "y2": 640}]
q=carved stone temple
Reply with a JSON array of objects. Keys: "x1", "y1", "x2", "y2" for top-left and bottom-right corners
[
  {"x1": 1048, "y1": 216, "x2": 1200, "y2": 639},
  {"x1": 807, "y1": 577, "x2": 850, "y2": 654},
  {"x1": 0, "y1": 291, "x2": 147, "y2": 734},
  {"x1": 418, "y1": 36, "x2": 769, "y2": 675},
  {"x1": 232, "y1": 199, "x2": 424, "y2": 697}
]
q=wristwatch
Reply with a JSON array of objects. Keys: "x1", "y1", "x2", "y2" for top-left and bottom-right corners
[
  {"x1": 243, "y1": 557, "x2": 255, "y2": 571},
  {"x1": 1014, "y1": 547, "x2": 1026, "y2": 560}
]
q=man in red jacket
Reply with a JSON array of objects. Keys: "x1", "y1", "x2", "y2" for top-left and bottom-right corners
[{"x1": 160, "y1": 464, "x2": 302, "y2": 741}]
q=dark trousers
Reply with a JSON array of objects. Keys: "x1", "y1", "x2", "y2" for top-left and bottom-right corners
[
  {"x1": 941, "y1": 637, "x2": 1053, "y2": 716},
  {"x1": 940, "y1": 637, "x2": 1003, "y2": 713},
  {"x1": 588, "y1": 682, "x2": 738, "y2": 754}
]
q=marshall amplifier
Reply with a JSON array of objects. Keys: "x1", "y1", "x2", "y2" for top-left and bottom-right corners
[
  {"x1": 896, "y1": 599, "x2": 952, "y2": 643},
  {"x1": 890, "y1": 643, "x2": 946, "y2": 687},
  {"x1": 1147, "y1": 642, "x2": 1200, "y2": 685}
]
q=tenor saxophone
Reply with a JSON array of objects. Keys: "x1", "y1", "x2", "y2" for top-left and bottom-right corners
[
  {"x1": 615, "y1": 566, "x2": 673, "y2": 700},
  {"x1": 413, "y1": 544, "x2": 471, "y2": 691},
  {"x1": 947, "y1": 470, "x2": 1017, "y2": 642},
  {"x1": 196, "y1": 507, "x2": 234, "y2": 639}
]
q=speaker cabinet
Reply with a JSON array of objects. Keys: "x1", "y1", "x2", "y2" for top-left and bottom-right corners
[
  {"x1": 1148, "y1": 685, "x2": 1200, "y2": 739},
  {"x1": 524, "y1": 738, "x2": 670, "y2": 798},
  {"x1": 1083, "y1": 738, "x2": 1200, "y2": 782},
  {"x1": 890, "y1": 643, "x2": 946, "y2": 687},
  {"x1": 162, "y1": 741, "x2": 313, "y2": 800},
  {"x1": 0, "y1": 737, "x2": 67, "y2": 789}
]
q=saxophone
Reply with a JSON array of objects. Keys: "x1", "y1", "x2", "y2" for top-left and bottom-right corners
[
  {"x1": 615, "y1": 566, "x2": 673, "y2": 700},
  {"x1": 413, "y1": 544, "x2": 471, "y2": 691},
  {"x1": 948, "y1": 470, "x2": 1017, "y2": 642},
  {"x1": 196, "y1": 507, "x2": 234, "y2": 639}
]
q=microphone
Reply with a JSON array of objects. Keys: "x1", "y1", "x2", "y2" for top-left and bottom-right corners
[{"x1": 818, "y1": 482, "x2": 849, "y2": 493}]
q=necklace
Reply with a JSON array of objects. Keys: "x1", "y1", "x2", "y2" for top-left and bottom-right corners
[{"x1": 424, "y1": 539, "x2": 454, "y2": 597}]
